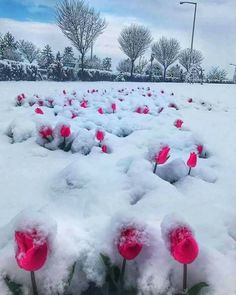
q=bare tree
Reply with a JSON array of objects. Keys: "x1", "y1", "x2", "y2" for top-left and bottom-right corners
[
  {"x1": 18, "y1": 40, "x2": 39, "y2": 63},
  {"x1": 118, "y1": 24, "x2": 152, "y2": 78},
  {"x1": 56, "y1": 0, "x2": 106, "y2": 80},
  {"x1": 179, "y1": 48, "x2": 203, "y2": 73},
  {"x1": 117, "y1": 59, "x2": 132, "y2": 73},
  {"x1": 152, "y1": 37, "x2": 180, "y2": 81},
  {"x1": 207, "y1": 66, "x2": 227, "y2": 82}
]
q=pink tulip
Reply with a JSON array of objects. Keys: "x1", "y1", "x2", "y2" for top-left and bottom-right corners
[
  {"x1": 96, "y1": 130, "x2": 105, "y2": 143},
  {"x1": 98, "y1": 107, "x2": 104, "y2": 114},
  {"x1": 111, "y1": 103, "x2": 117, "y2": 113},
  {"x1": 35, "y1": 108, "x2": 44, "y2": 115},
  {"x1": 174, "y1": 119, "x2": 183, "y2": 129},
  {"x1": 187, "y1": 152, "x2": 197, "y2": 175}
]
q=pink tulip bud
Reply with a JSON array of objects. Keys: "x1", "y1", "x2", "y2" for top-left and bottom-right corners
[
  {"x1": 187, "y1": 152, "x2": 197, "y2": 168},
  {"x1": 15, "y1": 230, "x2": 48, "y2": 272},
  {"x1": 136, "y1": 107, "x2": 142, "y2": 114},
  {"x1": 197, "y1": 144, "x2": 203, "y2": 155},
  {"x1": 98, "y1": 107, "x2": 104, "y2": 114},
  {"x1": 35, "y1": 108, "x2": 44, "y2": 115},
  {"x1": 174, "y1": 119, "x2": 183, "y2": 129},
  {"x1": 80, "y1": 100, "x2": 88, "y2": 108},
  {"x1": 143, "y1": 106, "x2": 149, "y2": 114},
  {"x1": 169, "y1": 226, "x2": 199, "y2": 264},
  {"x1": 155, "y1": 146, "x2": 170, "y2": 165},
  {"x1": 111, "y1": 103, "x2": 117, "y2": 112},
  {"x1": 60, "y1": 125, "x2": 71, "y2": 138},
  {"x1": 101, "y1": 144, "x2": 108, "y2": 153},
  {"x1": 96, "y1": 130, "x2": 105, "y2": 142}
]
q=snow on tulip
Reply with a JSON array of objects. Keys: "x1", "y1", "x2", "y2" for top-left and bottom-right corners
[
  {"x1": 39, "y1": 126, "x2": 53, "y2": 141},
  {"x1": 16, "y1": 94, "x2": 24, "y2": 106},
  {"x1": 80, "y1": 100, "x2": 88, "y2": 108},
  {"x1": 174, "y1": 119, "x2": 183, "y2": 129},
  {"x1": 15, "y1": 230, "x2": 48, "y2": 294},
  {"x1": 117, "y1": 227, "x2": 143, "y2": 260},
  {"x1": 117, "y1": 227, "x2": 144, "y2": 293},
  {"x1": 161, "y1": 216, "x2": 199, "y2": 292},
  {"x1": 187, "y1": 152, "x2": 197, "y2": 175},
  {"x1": 143, "y1": 105, "x2": 150, "y2": 114}
]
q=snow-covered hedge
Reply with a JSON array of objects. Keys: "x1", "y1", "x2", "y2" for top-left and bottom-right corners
[{"x1": 0, "y1": 60, "x2": 38, "y2": 81}]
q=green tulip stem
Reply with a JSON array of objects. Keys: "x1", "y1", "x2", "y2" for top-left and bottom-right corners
[
  {"x1": 119, "y1": 258, "x2": 126, "y2": 295},
  {"x1": 183, "y1": 264, "x2": 188, "y2": 292},
  {"x1": 31, "y1": 271, "x2": 39, "y2": 295},
  {"x1": 153, "y1": 162, "x2": 158, "y2": 174}
]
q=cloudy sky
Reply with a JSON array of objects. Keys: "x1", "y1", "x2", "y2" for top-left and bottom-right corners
[{"x1": 0, "y1": 0, "x2": 235, "y2": 76}]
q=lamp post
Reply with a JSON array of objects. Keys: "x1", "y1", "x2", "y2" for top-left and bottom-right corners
[
  {"x1": 230, "y1": 64, "x2": 236, "y2": 83},
  {"x1": 180, "y1": 1, "x2": 198, "y2": 70}
]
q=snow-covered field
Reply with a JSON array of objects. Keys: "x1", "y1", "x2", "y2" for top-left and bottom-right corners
[{"x1": 0, "y1": 81, "x2": 235, "y2": 294}]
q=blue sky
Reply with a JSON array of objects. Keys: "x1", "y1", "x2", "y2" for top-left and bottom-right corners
[{"x1": 0, "y1": 0, "x2": 235, "y2": 75}]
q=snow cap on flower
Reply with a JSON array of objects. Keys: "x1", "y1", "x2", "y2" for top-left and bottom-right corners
[
  {"x1": 161, "y1": 214, "x2": 199, "y2": 264},
  {"x1": 13, "y1": 210, "x2": 57, "y2": 271},
  {"x1": 174, "y1": 119, "x2": 183, "y2": 129},
  {"x1": 117, "y1": 226, "x2": 144, "y2": 260}
]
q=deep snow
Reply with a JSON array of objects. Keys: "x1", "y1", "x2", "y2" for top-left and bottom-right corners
[{"x1": 0, "y1": 81, "x2": 235, "y2": 295}]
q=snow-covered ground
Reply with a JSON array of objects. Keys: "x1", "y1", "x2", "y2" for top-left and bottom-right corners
[{"x1": 0, "y1": 81, "x2": 235, "y2": 294}]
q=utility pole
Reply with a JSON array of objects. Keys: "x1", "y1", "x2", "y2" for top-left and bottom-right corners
[
  {"x1": 180, "y1": 2, "x2": 198, "y2": 70},
  {"x1": 230, "y1": 64, "x2": 236, "y2": 83}
]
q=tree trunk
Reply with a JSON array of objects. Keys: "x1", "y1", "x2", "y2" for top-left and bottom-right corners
[
  {"x1": 163, "y1": 67, "x2": 167, "y2": 82},
  {"x1": 130, "y1": 60, "x2": 134, "y2": 80},
  {"x1": 81, "y1": 53, "x2": 85, "y2": 81}
]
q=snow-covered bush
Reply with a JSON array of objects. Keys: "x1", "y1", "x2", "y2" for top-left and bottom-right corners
[{"x1": 0, "y1": 60, "x2": 38, "y2": 81}]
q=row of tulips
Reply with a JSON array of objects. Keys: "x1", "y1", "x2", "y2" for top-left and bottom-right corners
[
  {"x1": 153, "y1": 144, "x2": 204, "y2": 176},
  {"x1": 8, "y1": 217, "x2": 208, "y2": 295},
  {"x1": 38, "y1": 124, "x2": 109, "y2": 153}
]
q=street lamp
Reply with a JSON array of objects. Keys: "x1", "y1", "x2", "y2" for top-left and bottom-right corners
[
  {"x1": 180, "y1": 1, "x2": 198, "y2": 70},
  {"x1": 230, "y1": 64, "x2": 236, "y2": 83}
]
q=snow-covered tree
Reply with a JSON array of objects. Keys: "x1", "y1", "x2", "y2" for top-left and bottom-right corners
[
  {"x1": 207, "y1": 66, "x2": 227, "y2": 82},
  {"x1": 152, "y1": 37, "x2": 180, "y2": 81},
  {"x1": 86, "y1": 55, "x2": 102, "y2": 70},
  {"x1": 56, "y1": 0, "x2": 106, "y2": 80},
  {"x1": 118, "y1": 24, "x2": 152, "y2": 78},
  {"x1": 37, "y1": 45, "x2": 54, "y2": 69},
  {"x1": 56, "y1": 51, "x2": 62, "y2": 62},
  {"x1": 167, "y1": 64, "x2": 183, "y2": 80},
  {"x1": 135, "y1": 57, "x2": 149, "y2": 74},
  {"x1": 117, "y1": 59, "x2": 132, "y2": 73},
  {"x1": 102, "y1": 57, "x2": 112, "y2": 71},
  {"x1": 145, "y1": 62, "x2": 162, "y2": 77},
  {"x1": 18, "y1": 40, "x2": 39, "y2": 63},
  {"x1": 179, "y1": 48, "x2": 203, "y2": 73},
  {"x1": 0, "y1": 32, "x2": 22, "y2": 61},
  {"x1": 62, "y1": 46, "x2": 76, "y2": 67}
]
